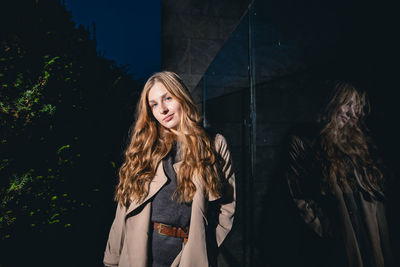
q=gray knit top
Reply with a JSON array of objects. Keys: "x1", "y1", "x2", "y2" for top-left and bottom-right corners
[{"x1": 149, "y1": 143, "x2": 192, "y2": 266}]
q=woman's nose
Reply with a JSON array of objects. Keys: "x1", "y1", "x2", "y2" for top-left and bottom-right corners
[{"x1": 159, "y1": 103, "x2": 168, "y2": 114}]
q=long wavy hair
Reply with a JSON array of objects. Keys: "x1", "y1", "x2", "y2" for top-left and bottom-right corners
[
  {"x1": 316, "y1": 82, "x2": 383, "y2": 196},
  {"x1": 115, "y1": 71, "x2": 223, "y2": 206}
]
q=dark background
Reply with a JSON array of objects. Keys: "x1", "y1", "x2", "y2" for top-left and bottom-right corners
[
  {"x1": 65, "y1": 0, "x2": 161, "y2": 79},
  {"x1": 1, "y1": 0, "x2": 400, "y2": 266},
  {"x1": 0, "y1": 0, "x2": 153, "y2": 266},
  {"x1": 197, "y1": 0, "x2": 400, "y2": 266}
]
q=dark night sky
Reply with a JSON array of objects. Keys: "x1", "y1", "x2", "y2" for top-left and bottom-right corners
[{"x1": 65, "y1": 0, "x2": 161, "y2": 79}]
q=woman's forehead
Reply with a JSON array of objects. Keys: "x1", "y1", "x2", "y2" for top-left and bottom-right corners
[
  {"x1": 341, "y1": 91, "x2": 358, "y2": 103},
  {"x1": 148, "y1": 82, "x2": 169, "y2": 101}
]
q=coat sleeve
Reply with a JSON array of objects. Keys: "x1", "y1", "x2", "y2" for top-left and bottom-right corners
[
  {"x1": 104, "y1": 203, "x2": 126, "y2": 267},
  {"x1": 286, "y1": 135, "x2": 323, "y2": 237},
  {"x1": 214, "y1": 134, "x2": 236, "y2": 246}
]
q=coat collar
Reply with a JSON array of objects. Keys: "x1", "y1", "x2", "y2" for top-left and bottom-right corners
[
  {"x1": 125, "y1": 160, "x2": 221, "y2": 215},
  {"x1": 125, "y1": 160, "x2": 182, "y2": 216}
]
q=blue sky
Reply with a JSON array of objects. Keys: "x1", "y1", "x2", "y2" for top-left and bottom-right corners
[{"x1": 65, "y1": 0, "x2": 161, "y2": 79}]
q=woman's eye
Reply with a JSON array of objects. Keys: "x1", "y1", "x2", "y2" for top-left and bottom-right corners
[
  {"x1": 165, "y1": 96, "x2": 172, "y2": 101},
  {"x1": 151, "y1": 103, "x2": 157, "y2": 108}
]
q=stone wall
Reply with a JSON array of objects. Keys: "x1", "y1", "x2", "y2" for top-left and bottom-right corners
[
  {"x1": 161, "y1": 0, "x2": 249, "y2": 102},
  {"x1": 161, "y1": 0, "x2": 400, "y2": 266}
]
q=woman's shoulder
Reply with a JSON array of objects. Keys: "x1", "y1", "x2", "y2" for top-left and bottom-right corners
[
  {"x1": 214, "y1": 133, "x2": 227, "y2": 146},
  {"x1": 207, "y1": 132, "x2": 226, "y2": 151},
  {"x1": 204, "y1": 127, "x2": 228, "y2": 150},
  {"x1": 213, "y1": 134, "x2": 231, "y2": 162}
]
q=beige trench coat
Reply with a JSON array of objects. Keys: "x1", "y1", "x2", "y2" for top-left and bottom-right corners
[{"x1": 104, "y1": 134, "x2": 236, "y2": 267}]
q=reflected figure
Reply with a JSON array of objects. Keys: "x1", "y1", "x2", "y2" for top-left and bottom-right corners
[
  {"x1": 286, "y1": 82, "x2": 394, "y2": 267},
  {"x1": 103, "y1": 71, "x2": 235, "y2": 267}
]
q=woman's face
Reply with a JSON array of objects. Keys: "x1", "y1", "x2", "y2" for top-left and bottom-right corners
[
  {"x1": 148, "y1": 82, "x2": 182, "y2": 130},
  {"x1": 336, "y1": 94, "x2": 359, "y2": 128}
]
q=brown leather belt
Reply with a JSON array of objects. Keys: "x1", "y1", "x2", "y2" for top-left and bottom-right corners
[{"x1": 153, "y1": 222, "x2": 189, "y2": 243}]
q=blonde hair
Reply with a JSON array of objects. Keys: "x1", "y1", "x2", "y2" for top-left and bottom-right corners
[
  {"x1": 115, "y1": 71, "x2": 222, "y2": 206},
  {"x1": 317, "y1": 82, "x2": 383, "y2": 195},
  {"x1": 319, "y1": 82, "x2": 369, "y2": 128}
]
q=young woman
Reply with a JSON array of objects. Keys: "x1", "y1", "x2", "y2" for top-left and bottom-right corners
[
  {"x1": 103, "y1": 71, "x2": 236, "y2": 267},
  {"x1": 286, "y1": 82, "x2": 394, "y2": 267}
]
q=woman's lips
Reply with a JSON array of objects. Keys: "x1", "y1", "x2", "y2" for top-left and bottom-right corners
[{"x1": 163, "y1": 114, "x2": 174, "y2": 122}]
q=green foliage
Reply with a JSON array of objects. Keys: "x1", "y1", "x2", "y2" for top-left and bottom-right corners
[
  {"x1": 56, "y1": 144, "x2": 70, "y2": 154},
  {"x1": 0, "y1": 156, "x2": 80, "y2": 239},
  {"x1": 0, "y1": 0, "x2": 142, "y2": 243},
  {"x1": 0, "y1": 56, "x2": 58, "y2": 125},
  {"x1": 7, "y1": 172, "x2": 32, "y2": 193}
]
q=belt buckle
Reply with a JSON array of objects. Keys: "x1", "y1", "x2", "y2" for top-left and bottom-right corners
[{"x1": 157, "y1": 223, "x2": 170, "y2": 236}]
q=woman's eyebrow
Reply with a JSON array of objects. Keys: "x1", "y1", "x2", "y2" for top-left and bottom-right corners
[{"x1": 148, "y1": 92, "x2": 168, "y2": 103}]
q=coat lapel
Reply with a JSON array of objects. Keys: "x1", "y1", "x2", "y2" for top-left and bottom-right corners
[
  {"x1": 125, "y1": 162, "x2": 168, "y2": 216},
  {"x1": 175, "y1": 175, "x2": 209, "y2": 267},
  {"x1": 172, "y1": 161, "x2": 182, "y2": 174}
]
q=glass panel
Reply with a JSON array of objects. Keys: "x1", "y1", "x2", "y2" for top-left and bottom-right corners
[
  {"x1": 195, "y1": 11, "x2": 250, "y2": 267},
  {"x1": 195, "y1": 0, "x2": 348, "y2": 265},
  {"x1": 252, "y1": 0, "x2": 349, "y2": 265}
]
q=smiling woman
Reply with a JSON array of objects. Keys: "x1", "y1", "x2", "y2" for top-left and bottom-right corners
[
  {"x1": 104, "y1": 71, "x2": 236, "y2": 267},
  {"x1": 148, "y1": 82, "x2": 182, "y2": 130},
  {"x1": 286, "y1": 82, "x2": 394, "y2": 267}
]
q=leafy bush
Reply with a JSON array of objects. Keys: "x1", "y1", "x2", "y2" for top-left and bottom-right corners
[{"x1": 0, "y1": 0, "x2": 142, "y2": 242}]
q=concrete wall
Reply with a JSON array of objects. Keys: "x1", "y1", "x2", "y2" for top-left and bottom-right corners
[
  {"x1": 161, "y1": 0, "x2": 249, "y2": 102},
  {"x1": 161, "y1": 0, "x2": 400, "y2": 266}
]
